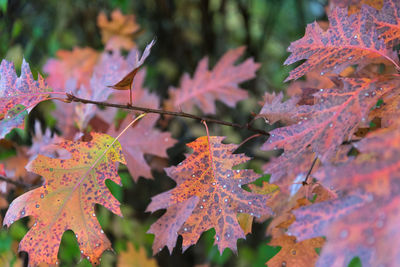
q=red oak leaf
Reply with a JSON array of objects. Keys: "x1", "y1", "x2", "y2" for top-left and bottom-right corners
[
  {"x1": 168, "y1": 47, "x2": 260, "y2": 114},
  {"x1": 262, "y1": 78, "x2": 388, "y2": 170},
  {"x1": 366, "y1": 0, "x2": 400, "y2": 47},
  {"x1": 257, "y1": 92, "x2": 301, "y2": 125},
  {"x1": 289, "y1": 127, "x2": 400, "y2": 266},
  {"x1": 284, "y1": 7, "x2": 398, "y2": 81},
  {"x1": 0, "y1": 59, "x2": 52, "y2": 138},
  {"x1": 146, "y1": 136, "x2": 272, "y2": 254},
  {"x1": 108, "y1": 114, "x2": 176, "y2": 181},
  {"x1": 3, "y1": 133, "x2": 126, "y2": 266}
]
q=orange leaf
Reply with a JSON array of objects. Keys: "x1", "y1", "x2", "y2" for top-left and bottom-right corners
[
  {"x1": 146, "y1": 136, "x2": 273, "y2": 254},
  {"x1": 266, "y1": 235, "x2": 324, "y2": 267},
  {"x1": 97, "y1": 9, "x2": 141, "y2": 51},
  {"x1": 117, "y1": 243, "x2": 158, "y2": 267},
  {"x1": 3, "y1": 133, "x2": 126, "y2": 266}
]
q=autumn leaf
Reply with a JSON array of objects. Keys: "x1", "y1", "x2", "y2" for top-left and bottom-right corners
[
  {"x1": 289, "y1": 127, "x2": 400, "y2": 266},
  {"x1": 146, "y1": 136, "x2": 273, "y2": 254},
  {"x1": 266, "y1": 235, "x2": 324, "y2": 267},
  {"x1": 330, "y1": 0, "x2": 383, "y2": 14},
  {"x1": 118, "y1": 243, "x2": 158, "y2": 267},
  {"x1": 108, "y1": 39, "x2": 155, "y2": 91},
  {"x1": 108, "y1": 114, "x2": 176, "y2": 181},
  {"x1": 262, "y1": 78, "x2": 389, "y2": 172},
  {"x1": 0, "y1": 59, "x2": 52, "y2": 139},
  {"x1": 97, "y1": 9, "x2": 141, "y2": 51},
  {"x1": 284, "y1": 7, "x2": 398, "y2": 81},
  {"x1": 257, "y1": 92, "x2": 301, "y2": 125},
  {"x1": 3, "y1": 133, "x2": 126, "y2": 266},
  {"x1": 366, "y1": 0, "x2": 400, "y2": 47},
  {"x1": 43, "y1": 47, "x2": 99, "y2": 91},
  {"x1": 168, "y1": 47, "x2": 260, "y2": 114}
]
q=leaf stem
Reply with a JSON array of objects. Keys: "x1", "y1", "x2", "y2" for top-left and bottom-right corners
[
  {"x1": 303, "y1": 156, "x2": 318, "y2": 185},
  {"x1": 65, "y1": 93, "x2": 269, "y2": 136}
]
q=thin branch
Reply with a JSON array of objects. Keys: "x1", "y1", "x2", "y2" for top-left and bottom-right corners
[
  {"x1": 65, "y1": 93, "x2": 269, "y2": 136},
  {"x1": 303, "y1": 156, "x2": 318, "y2": 185},
  {"x1": 0, "y1": 176, "x2": 30, "y2": 189}
]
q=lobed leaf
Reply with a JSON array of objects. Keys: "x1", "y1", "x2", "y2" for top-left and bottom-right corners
[
  {"x1": 284, "y1": 7, "x2": 398, "y2": 81},
  {"x1": 3, "y1": 133, "x2": 125, "y2": 266},
  {"x1": 168, "y1": 47, "x2": 260, "y2": 114},
  {"x1": 146, "y1": 136, "x2": 272, "y2": 254},
  {"x1": 0, "y1": 59, "x2": 52, "y2": 138}
]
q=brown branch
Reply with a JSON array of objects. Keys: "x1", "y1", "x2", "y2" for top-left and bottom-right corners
[
  {"x1": 0, "y1": 176, "x2": 30, "y2": 189},
  {"x1": 65, "y1": 93, "x2": 270, "y2": 136},
  {"x1": 303, "y1": 156, "x2": 318, "y2": 185}
]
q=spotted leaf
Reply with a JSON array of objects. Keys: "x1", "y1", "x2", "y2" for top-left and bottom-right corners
[
  {"x1": 366, "y1": 0, "x2": 400, "y2": 47},
  {"x1": 262, "y1": 78, "x2": 389, "y2": 174},
  {"x1": 3, "y1": 133, "x2": 126, "y2": 266},
  {"x1": 0, "y1": 59, "x2": 52, "y2": 138},
  {"x1": 266, "y1": 235, "x2": 325, "y2": 267},
  {"x1": 146, "y1": 136, "x2": 272, "y2": 254},
  {"x1": 284, "y1": 7, "x2": 398, "y2": 81},
  {"x1": 289, "y1": 127, "x2": 400, "y2": 266}
]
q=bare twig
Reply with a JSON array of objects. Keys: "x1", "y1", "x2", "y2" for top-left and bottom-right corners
[
  {"x1": 303, "y1": 156, "x2": 318, "y2": 185},
  {"x1": 0, "y1": 176, "x2": 30, "y2": 189},
  {"x1": 65, "y1": 93, "x2": 269, "y2": 136}
]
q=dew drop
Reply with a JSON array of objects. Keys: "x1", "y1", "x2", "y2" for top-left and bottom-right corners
[
  {"x1": 271, "y1": 134, "x2": 275, "y2": 137},
  {"x1": 21, "y1": 211, "x2": 25, "y2": 216},
  {"x1": 36, "y1": 204, "x2": 39, "y2": 208},
  {"x1": 200, "y1": 205, "x2": 204, "y2": 209},
  {"x1": 34, "y1": 222, "x2": 37, "y2": 226},
  {"x1": 354, "y1": 35, "x2": 358, "y2": 39},
  {"x1": 218, "y1": 209, "x2": 222, "y2": 212},
  {"x1": 212, "y1": 182, "x2": 216, "y2": 185},
  {"x1": 320, "y1": 89, "x2": 324, "y2": 92},
  {"x1": 365, "y1": 93, "x2": 369, "y2": 96},
  {"x1": 92, "y1": 213, "x2": 96, "y2": 217},
  {"x1": 291, "y1": 250, "x2": 296, "y2": 255},
  {"x1": 76, "y1": 234, "x2": 78, "y2": 238},
  {"x1": 238, "y1": 184, "x2": 242, "y2": 188},
  {"x1": 227, "y1": 234, "x2": 230, "y2": 238},
  {"x1": 224, "y1": 199, "x2": 228, "y2": 202},
  {"x1": 236, "y1": 170, "x2": 240, "y2": 173},
  {"x1": 320, "y1": 72, "x2": 324, "y2": 76},
  {"x1": 184, "y1": 227, "x2": 188, "y2": 231},
  {"x1": 239, "y1": 209, "x2": 243, "y2": 213},
  {"x1": 248, "y1": 201, "x2": 252, "y2": 205},
  {"x1": 216, "y1": 236, "x2": 219, "y2": 241},
  {"x1": 202, "y1": 199, "x2": 206, "y2": 202},
  {"x1": 101, "y1": 230, "x2": 104, "y2": 234},
  {"x1": 250, "y1": 213, "x2": 254, "y2": 216},
  {"x1": 329, "y1": 123, "x2": 333, "y2": 128},
  {"x1": 178, "y1": 162, "x2": 182, "y2": 166},
  {"x1": 348, "y1": 56, "x2": 353, "y2": 60},
  {"x1": 87, "y1": 256, "x2": 90, "y2": 260},
  {"x1": 40, "y1": 194, "x2": 44, "y2": 199},
  {"x1": 223, "y1": 185, "x2": 227, "y2": 189},
  {"x1": 192, "y1": 174, "x2": 195, "y2": 177},
  {"x1": 81, "y1": 250, "x2": 84, "y2": 254}
]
